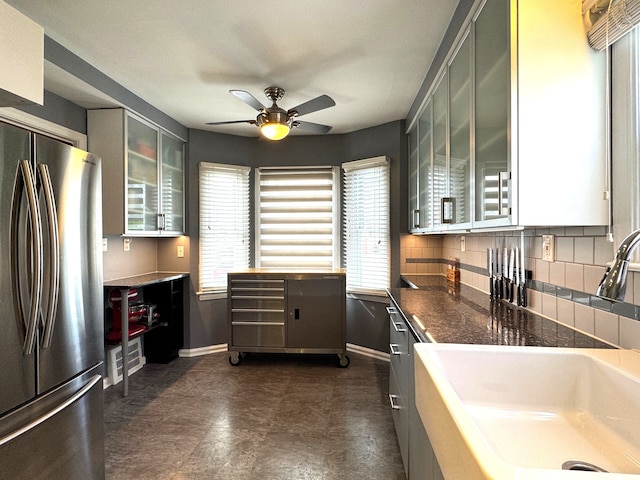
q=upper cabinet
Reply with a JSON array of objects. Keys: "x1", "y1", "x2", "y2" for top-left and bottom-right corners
[
  {"x1": 0, "y1": 1, "x2": 43, "y2": 106},
  {"x1": 88, "y1": 109, "x2": 185, "y2": 236},
  {"x1": 409, "y1": 0, "x2": 607, "y2": 233}
]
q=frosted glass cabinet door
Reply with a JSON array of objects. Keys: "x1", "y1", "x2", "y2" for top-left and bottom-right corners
[
  {"x1": 126, "y1": 115, "x2": 159, "y2": 232},
  {"x1": 418, "y1": 100, "x2": 433, "y2": 230},
  {"x1": 474, "y1": 0, "x2": 510, "y2": 224},
  {"x1": 160, "y1": 133, "x2": 184, "y2": 234},
  {"x1": 408, "y1": 124, "x2": 419, "y2": 230},
  {"x1": 432, "y1": 74, "x2": 448, "y2": 230},
  {"x1": 448, "y1": 33, "x2": 471, "y2": 227}
]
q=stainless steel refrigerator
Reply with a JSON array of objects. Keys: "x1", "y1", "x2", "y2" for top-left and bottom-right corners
[{"x1": 0, "y1": 121, "x2": 104, "y2": 479}]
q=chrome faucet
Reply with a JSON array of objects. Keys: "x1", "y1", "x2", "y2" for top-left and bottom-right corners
[{"x1": 596, "y1": 230, "x2": 640, "y2": 301}]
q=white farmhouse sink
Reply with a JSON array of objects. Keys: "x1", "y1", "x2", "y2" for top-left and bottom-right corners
[{"x1": 414, "y1": 344, "x2": 640, "y2": 479}]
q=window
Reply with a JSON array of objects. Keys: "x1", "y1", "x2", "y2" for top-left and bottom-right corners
[
  {"x1": 612, "y1": 27, "x2": 640, "y2": 250},
  {"x1": 256, "y1": 166, "x2": 340, "y2": 269},
  {"x1": 198, "y1": 162, "x2": 250, "y2": 293},
  {"x1": 342, "y1": 156, "x2": 390, "y2": 294}
]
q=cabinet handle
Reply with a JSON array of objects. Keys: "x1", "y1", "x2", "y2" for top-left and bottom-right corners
[
  {"x1": 413, "y1": 209, "x2": 420, "y2": 228},
  {"x1": 388, "y1": 394, "x2": 401, "y2": 410},
  {"x1": 389, "y1": 343, "x2": 402, "y2": 355},
  {"x1": 441, "y1": 197, "x2": 455, "y2": 224},
  {"x1": 392, "y1": 321, "x2": 406, "y2": 333},
  {"x1": 157, "y1": 213, "x2": 166, "y2": 230},
  {"x1": 498, "y1": 171, "x2": 511, "y2": 216}
]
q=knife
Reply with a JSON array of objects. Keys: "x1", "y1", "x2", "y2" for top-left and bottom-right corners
[
  {"x1": 520, "y1": 233, "x2": 527, "y2": 307},
  {"x1": 488, "y1": 248, "x2": 494, "y2": 299},
  {"x1": 515, "y1": 246, "x2": 521, "y2": 306},
  {"x1": 497, "y1": 246, "x2": 503, "y2": 299},
  {"x1": 508, "y1": 248, "x2": 514, "y2": 303},
  {"x1": 503, "y1": 247, "x2": 508, "y2": 300}
]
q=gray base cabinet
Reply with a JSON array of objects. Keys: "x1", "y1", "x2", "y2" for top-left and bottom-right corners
[
  {"x1": 227, "y1": 270, "x2": 348, "y2": 366},
  {"x1": 388, "y1": 299, "x2": 443, "y2": 480}
]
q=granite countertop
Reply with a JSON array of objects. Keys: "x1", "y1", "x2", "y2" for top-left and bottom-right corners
[
  {"x1": 389, "y1": 275, "x2": 613, "y2": 349},
  {"x1": 104, "y1": 272, "x2": 189, "y2": 289}
]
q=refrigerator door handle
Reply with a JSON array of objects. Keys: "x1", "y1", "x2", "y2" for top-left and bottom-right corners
[
  {"x1": 0, "y1": 374, "x2": 101, "y2": 447},
  {"x1": 37, "y1": 164, "x2": 60, "y2": 349},
  {"x1": 11, "y1": 160, "x2": 43, "y2": 355}
]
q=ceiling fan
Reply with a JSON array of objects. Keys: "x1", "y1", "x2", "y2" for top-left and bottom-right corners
[{"x1": 207, "y1": 87, "x2": 336, "y2": 141}]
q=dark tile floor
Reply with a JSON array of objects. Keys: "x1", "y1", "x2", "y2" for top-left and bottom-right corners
[{"x1": 103, "y1": 352, "x2": 406, "y2": 480}]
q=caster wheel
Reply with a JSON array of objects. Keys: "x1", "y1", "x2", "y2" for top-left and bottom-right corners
[
  {"x1": 229, "y1": 352, "x2": 242, "y2": 366},
  {"x1": 338, "y1": 354, "x2": 350, "y2": 368}
]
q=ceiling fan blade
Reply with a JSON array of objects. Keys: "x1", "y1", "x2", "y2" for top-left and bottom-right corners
[
  {"x1": 294, "y1": 120, "x2": 332, "y2": 134},
  {"x1": 230, "y1": 90, "x2": 266, "y2": 111},
  {"x1": 288, "y1": 95, "x2": 336, "y2": 117},
  {"x1": 205, "y1": 119, "x2": 256, "y2": 125}
]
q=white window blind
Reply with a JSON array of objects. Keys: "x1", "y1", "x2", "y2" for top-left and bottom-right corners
[
  {"x1": 342, "y1": 156, "x2": 390, "y2": 294},
  {"x1": 199, "y1": 162, "x2": 250, "y2": 292},
  {"x1": 256, "y1": 166, "x2": 339, "y2": 269},
  {"x1": 586, "y1": 0, "x2": 640, "y2": 50}
]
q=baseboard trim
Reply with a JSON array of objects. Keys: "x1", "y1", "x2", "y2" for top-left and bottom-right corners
[
  {"x1": 179, "y1": 344, "x2": 228, "y2": 357},
  {"x1": 177, "y1": 342, "x2": 389, "y2": 362}
]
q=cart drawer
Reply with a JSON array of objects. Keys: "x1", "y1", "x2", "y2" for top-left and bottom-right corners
[
  {"x1": 231, "y1": 297, "x2": 285, "y2": 310},
  {"x1": 231, "y1": 309, "x2": 285, "y2": 323},
  {"x1": 232, "y1": 324, "x2": 285, "y2": 347}
]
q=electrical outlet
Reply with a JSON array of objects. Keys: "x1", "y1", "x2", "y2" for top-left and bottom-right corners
[
  {"x1": 123, "y1": 238, "x2": 131, "y2": 252},
  {"x1": 542, "y1": 234, "x2": 555, "y2": 262},
  {"x1": 102, "y1": 238, "x2": 108, "y2": 252},
  {"x1": 177, "y1": 245, "x2": 184, "y2": 258},
  {"x1": 460, "y1": 236, "x2": 466, "y2": 252}
]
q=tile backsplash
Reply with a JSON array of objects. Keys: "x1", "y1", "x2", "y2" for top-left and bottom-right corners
[{"x1": 401, "y1": 227, "x2": 640, "y2": 349}]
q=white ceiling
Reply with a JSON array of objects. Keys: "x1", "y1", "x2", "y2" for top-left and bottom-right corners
[{"x1": 6, "y1": 0, "x2": 459, "y2": 137}]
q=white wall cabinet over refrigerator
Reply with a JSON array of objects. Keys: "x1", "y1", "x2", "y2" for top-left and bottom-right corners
[
  {"x1": 409, "y1": 0, "x2": 607, "y2": 232},
  {"x1": 88, "y1": 108, "x2": 185, "y2": 236},
  {"x1": 0, "y1": 1, "x2": 43, "y2": 106}
]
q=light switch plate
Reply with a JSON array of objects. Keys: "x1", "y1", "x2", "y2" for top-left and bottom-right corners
[
  {"x1": 177, "y1": 245, "x2": 184, "y2": 258},
  {"x1": 542, "y1": 234, "x2": 555, "y2": 262}
]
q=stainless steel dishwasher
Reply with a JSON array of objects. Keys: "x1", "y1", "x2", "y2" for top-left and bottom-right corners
[{"x1": 227, "y1": 269, "x2": 348, "y2": 367}]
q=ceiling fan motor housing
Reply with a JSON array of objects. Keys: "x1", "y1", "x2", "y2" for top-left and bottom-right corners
[
  {"x1": 256, "y1": 109, "x2": 291, "y2": 128},
  {"x1": 264, "y1": 86, "x2": 285, "y2": 103}
]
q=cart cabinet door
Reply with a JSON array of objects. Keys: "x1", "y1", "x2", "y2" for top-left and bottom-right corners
[{"x1": 286, "y1": 277, "x2": 345, "y2": 349}]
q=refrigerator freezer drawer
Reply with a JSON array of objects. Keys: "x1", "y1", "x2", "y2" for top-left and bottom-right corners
[{"x1": 0, "y1": 365, "x2": 105, "y2": 480}]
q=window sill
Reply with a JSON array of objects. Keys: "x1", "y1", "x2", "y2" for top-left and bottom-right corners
[{"x1": 197, "y1": 290, "x2": 227, "y2": 301}]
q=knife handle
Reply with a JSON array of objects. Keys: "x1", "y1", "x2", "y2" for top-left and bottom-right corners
[
  {"x1": 489, "y1": 277, "x2": 494, "y2": 299},
  {"x1": 508, "y1": 281, "x2": 514, "y2": 303},
  {"x1": 521, "y1": 284, "x2": 527, "y2": 308}
]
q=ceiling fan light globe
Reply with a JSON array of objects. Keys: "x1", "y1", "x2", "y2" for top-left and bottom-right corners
[{"x1": 260, "y1": 122, "x2": 290, "y2": 141}]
